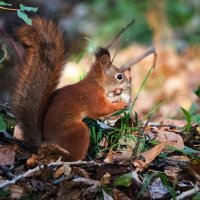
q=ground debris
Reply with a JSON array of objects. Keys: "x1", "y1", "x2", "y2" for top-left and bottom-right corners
[{"x1": 0, "y1": 119, "x2": 199, "y2": 199}]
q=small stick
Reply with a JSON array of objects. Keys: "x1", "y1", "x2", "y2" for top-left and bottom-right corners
[
  {"x1": 120, "y1": 47, "x2": 157, "y2": 72},
  {"x1": 0, "y1": 103, "x2": 15, "y2": 118},
  {"x1": 74, "y1": 177, "x2": 100, "y2": 195},
  {"x1": 172, "y1": 186, "x2": 199, "y2": 200},
  {"x1": 0, "y1": 160, "x2": 101, "y2": 188},
  {"x1": 106, "y1": 18, "x2": 135, "y2": 49},
  {"x1": 0, "y1": 103, "x2": 11, "y2": 110},
  {"x1": 0, "y1": 6, "x2": 18, "y2": 11}
]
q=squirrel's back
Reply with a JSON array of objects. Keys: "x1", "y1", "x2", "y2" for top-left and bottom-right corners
[{"x1": 12, "y1": 17, "x2": 67, "y2": 151}]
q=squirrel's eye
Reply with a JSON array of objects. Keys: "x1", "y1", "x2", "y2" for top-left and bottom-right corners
[{"x1": 116, "y1": 74, "x2": 123, "y2": 80}]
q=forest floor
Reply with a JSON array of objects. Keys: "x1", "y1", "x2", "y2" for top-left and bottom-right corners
[{"x1": 0, "y1": 45, "x2": 200, "y2": 199}]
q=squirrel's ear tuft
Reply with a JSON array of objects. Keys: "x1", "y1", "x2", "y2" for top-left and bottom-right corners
[
  {"x1": 95, "y1": 47, "x2": 111, "y2": 67},
  {"x1": 95, "y1": 47, "x2": 110, "y2": 58}
]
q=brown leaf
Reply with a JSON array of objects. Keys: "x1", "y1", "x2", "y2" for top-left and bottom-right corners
[
  {"x1": 133, "y1": 142, "x2": 166, "y2": 172},
  {"x1": 155, "y1": 131, "x2": 184, "y2": 150},
  {"x1": 53, "y1": 166, "x2": 65, "y2": 179},
  {"x1": 9, "y1": 184, "x2": 26, "y2": 199},
  {"x1": 166, "y1": 155, "x2": 190, "y2": 166},
  {"x1": 26, "y1": 154, "x2": 38, "y2": 168},
  {"x1": 100, "y1": 172, "x2": 111, "y2": 186},
  {"x1": 57, "y1": 181, "x2": 88, "y2": 200},
  {"x1": 38, "y1": 144, "x2": 69, "y2": 164},
  {"x1": 104, "y1": 148, "x2": 113, "y2": 163},
  {"x1": 72, "y1": 167, "x2": 90, "y2": 179},
  {"x1": 0, "y1": 145, "x2": 15, "y2": 165},
  {"x1": 164, "y1": 166, "x2": 181, "y2": 180},
  {"x1": 113, "y1": 188, "x2": 131, "y2": 200},
  {"x1": 97, "y1": 164, "x2": 132, "y2": 180}
]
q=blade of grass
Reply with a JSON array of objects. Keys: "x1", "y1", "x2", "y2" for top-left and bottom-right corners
[
  {"x1": 129, "y1": 64, "x2": 154, "y2": 113},
  {"x1": 136, "y1": 172, "x2": 158, "y2": 199},
  {"x1": 180, "y1": 107, "x2": 192, "y2": 133}
]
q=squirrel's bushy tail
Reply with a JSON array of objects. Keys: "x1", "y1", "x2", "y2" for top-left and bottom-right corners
[{"x1": 12, "y1": 17, "x2": 66, "y2": 151}]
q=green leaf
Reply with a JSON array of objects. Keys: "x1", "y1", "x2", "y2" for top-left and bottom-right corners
[
  {"x1": 193, "y1": 192, "x2": 200, "y2": 200},
  {"x1": 114, "y1": 173, "x2": 133, "y2": 187},
  {"x1": 111, "y1": 108, "x2": 128, "y2": 117},
  {"x1": 17, "y1": 10, "x2": 32, "y2": 25},
  {"x1": 180, "y1": 107, "x2": 191, "y2": 133},
  {"x1": 168, "y1": 145, "x2": 199, "y2": 156},
  {"x1": 0, "y1": 115, "x2": 6, "y2": 132},
  {"x1": 194, "y1": 86, "x2": 200, "y2": 98},
  {"x1": 20, "y1": 4, "x2": 38, "y2": 12},
  {"x1": 0, "y1": 1, "x2": 11, "y2": 6},
  {"x1": 192, "y1": 114, "x2": 200, "y2": 125},
  {"x1": 158, "y1": 173, "x2": 176, "y2": 199},
  {"x1": 183, "y1": 146, "x2": 199, "y2": 154},
  {"x1": 137, "y1": 172, "x2": 158, "y2": 199}
]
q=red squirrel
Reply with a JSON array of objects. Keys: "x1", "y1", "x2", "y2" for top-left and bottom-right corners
[{"x1": 12, "y1": 16, "x2": 130, "y2": 161}]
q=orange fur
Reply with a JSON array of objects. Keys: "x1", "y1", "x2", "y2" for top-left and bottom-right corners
[{"x1": 13, "y1": 17, "x2": 130, "y2": 160}]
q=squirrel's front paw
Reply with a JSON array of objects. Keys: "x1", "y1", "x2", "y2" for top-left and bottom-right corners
[{"x1": 113, "y1": 100, "x2": 127, "y2": 110}]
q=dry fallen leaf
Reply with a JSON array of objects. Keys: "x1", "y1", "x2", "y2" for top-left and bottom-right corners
[
  {"x1": 63, "y1": 162, "x2": 72, "y2": 176},
  {"x1": 100, "y1": 172, "x2": 111, "y2": 186},
  {"x1": 155, "y1": 131, "x2": 184, "y2": 150},
  {"x1": 113, "y1": 188, "x2": 131, "y2": 200},
  {"x1": 0, "y1": 145, "x2": 15, "y2": 165},
  {"x1": 104, "y1": 148, "x2": 113, "y2": 163},
  {"x1": 57, "y1": 181, "x2": 88, "y2": 200},
  {"x1": 53, "y1": 166, "x2": 65, "y2": 179},
  {"x1": 72, "y1": 167, "x2": 90, "y2": 179},
  {"x1": 9, "y1": 184, "x2": 26, "y2": 199},
  {"x1": 37, "y1": 144, "x2": 69, "y2": 164},
  {"x1": 164, "y1": 166, "x2": 181, "y2": 180},
  {"x1": 133, "y1": 142, "x2": 167, "y2": 172},
  {"x1": 166, "y1": 155, "x2": 190, "y2": 166},
  {"x1": 54, "y1": 163, "x2": 72, "y2": 178},
  {"x1": 26, "y1": 154, "x2": 38, "y2": 168}
]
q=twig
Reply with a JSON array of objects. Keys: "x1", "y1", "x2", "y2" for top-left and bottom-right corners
[
  {"x1": 53, "y1": 175, "x2": 79, "y2": 185},
  {"x1": 64, "y1": 160, "x2": 101, "y2": 167},
  {"x1": 0, "y1": 6, "x2": 18, "y2": 11},
  {"x1": 0, "y1": 160, "x2": 101, "y2": 188},
  {"x1": 171, "y1": 186, "x2": 200, "y2": 200},
  {"x1": 74, "y1": 177, "x2": 100, "y2": 195},
  {"x1": 0, "y1": 103, "x2": 11, "y2": 110},
  {"x1": 106, "y1": 18, "x2": 135, "y2": 49},
  {"x1": 0, "y1": 103, "x2": 15, "y2": 119},
  {"x1": 0, "y1": 160, "x2": 64, "y2": 188},
  {"x1": 119, "y1": 47, "x2": 157, "y2": 72}
]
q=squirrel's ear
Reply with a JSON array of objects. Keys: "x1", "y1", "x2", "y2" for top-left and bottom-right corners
[{"x1": 100, "y1": 54, "x2": 110, "y2": 67}]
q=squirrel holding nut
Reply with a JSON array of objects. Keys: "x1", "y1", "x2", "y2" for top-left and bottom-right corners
[{"x1": 12, "y1": 16, "x2": 130, "y2": 160}]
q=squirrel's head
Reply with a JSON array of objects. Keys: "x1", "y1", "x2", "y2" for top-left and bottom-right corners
[{"x1": 92, "y1": 47, "x2": 130, "y2": 93}]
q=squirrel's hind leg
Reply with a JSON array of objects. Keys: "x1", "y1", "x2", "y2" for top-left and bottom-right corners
[{"x1": 46, "y1": 120, "x2": 90, "y2": 161}]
